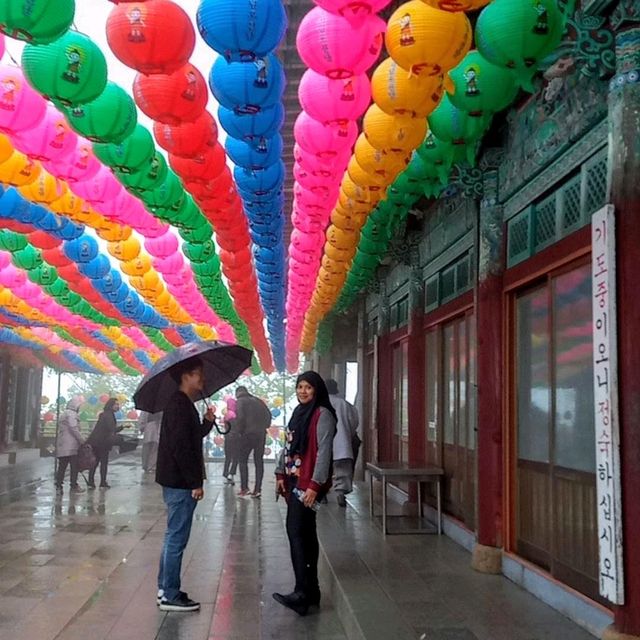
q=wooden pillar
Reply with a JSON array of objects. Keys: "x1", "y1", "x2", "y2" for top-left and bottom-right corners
[
  {"x1": 472, "y1": 161, "x2": 505, "y2": 574},
  {"x1": 376, "y1": 280, "x2": 393, "y2": 463},
  {"x1": 604, "y1": 15, "x2": 640, "y2": 640},
  {"x1": 407, "y1": 262, "x2": 426, "y2": 468}
]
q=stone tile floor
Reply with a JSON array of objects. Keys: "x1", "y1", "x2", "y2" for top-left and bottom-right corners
[{"x1": 0, "y1": 452, "x2": 600, "y2": 640}]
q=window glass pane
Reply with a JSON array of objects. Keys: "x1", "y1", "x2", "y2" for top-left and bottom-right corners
[
  {"x1": 401, "y1": 341, "x2": 409, "y2": 441},
  {"x1": 393, "y1": 346, "x2": 402, "y2": 436},
  {"x1": 468, "y1": 313, "x2": 477, "y2": 450},
  {"x1": 458, "y1": 318, "x2": 467, "y2": 449},
  {"x1": 425, "y1": 331, "x2": 438, "y2": 443},
  {"x1": 552, "y1": 264, "x2": 595, "y2": 472},
  {"x1": 443, "y1": 324, "x2": 456, "y2": 445},
  {"x1": 517, "y1": 288, "x2": 551, "y2": 462}
]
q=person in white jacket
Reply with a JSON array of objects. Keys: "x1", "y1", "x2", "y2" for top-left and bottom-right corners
[
  {"x1": 326, "y1": 379, "x2": 359, "y2": 507},
  {"x1": 138, "y1": 410, "x2": 162, "y2": 473},
  {"x1": 55, "y1": 396, "x2": 85, "y2": 494}
]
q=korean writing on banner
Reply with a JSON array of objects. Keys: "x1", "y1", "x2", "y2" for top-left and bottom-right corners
[{"x1": 591, "y1": 205, "x2": 624, "y2": 605}]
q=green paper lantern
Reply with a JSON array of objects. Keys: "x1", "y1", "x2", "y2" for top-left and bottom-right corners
[
  {"x1": 179, "y1": 222, "x2": 213, "y2": 244},
  {"x1": 448, "y1": 50, "x2": 518, "y2": 117},
  {"x1": 140, "y1": 171, "x2": 185, "y2": 211},
  {"x1": 12, "y1": 245, "x2": 42, "y2": 270},
  {"x1": 182, "y1": 240, "x2": 216, "y2": 264},
  {"x1": 118, "y1": 152, "x2": 168, "y2": 194},
  {"x1": 475, "y1": 0, "x2": 565, "y2": 91},
  {"x1": 64, "y1": 82, "x2": 137, "y2": 144},
  {"x1": 94, "y1": 124, "x2": 155, "y2": 174},
  {"x1": 192, "y1": 258, "x2": 222, "y2": 277},
  {"x1": 22, "y1": 30, "x2": 108, "y2": 107},
  {"x1": 28, "y1": 264, "x2": 58, "y2": 286},
  {"x1": 0, "y1": 231, "x2": 27, "y2": 252},
  {"x1": 428, "y1": 96, "x2": 491, "y2": 165},
  {"x1": 0, "y1": 0, "x2": 75, "y2": 45},
  {"x1": 44, "y1": 279, "x2": 68, "y2": 297}
]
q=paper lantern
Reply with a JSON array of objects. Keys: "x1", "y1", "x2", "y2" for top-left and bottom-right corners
[
  {"x1": 197, "y1": 0, "x2": 287, "y2": 62},
  {"x1": 0, "y1": 66, "x2": 47, "y2": 134},
  {"x1": 63, "y1": 82, "x2": 137, "y2": 144},
  {"x1": 475, "y1": 0, "x2": 565, "y2": 91},
  {"x1": 363, "y1": 104, "x2": 427, "y2": 154},
  {"x1": 0, "y1": 0, "x2": 75, "y2": 44},
  {"x1": 372, "y1": 57, "x2": 445, "y2": 118},
  {"x1": 133, "y1": 64, "x2": 208, "y2": 125},
  {"x1": 235, "y1": 162, "x2": 285, "y2": 196},
  {"x1": 225, "y1": 136, "x2": 282, "y2": 170},
  {"x1": 22, "y1": 31, "x2": 108, "y2": 107},
  {"x1": 107, "y1": 236, "x2": 140, "y2": 261},
  {"x1": 209, "y1": 54, "x2": 285, "y2": 115},
  {"x1": 385, "y1": 1, "x2": 471, "y2": 76},
  {"x1": 354, "y1": 135, "x2": 408, "y2": 183},
  {"x1": 118, "y1": 151, "x2": 168, "y2": 194},
  {"x1": 294, "y1": 112, "x2": 357, "y2": 158},
  {"x1": 106, "y1": 0, "x2": 195, "y2": 75},
  {"x1": 218, "y1": 104, "x2": 284, "y2": 142},
  {"x1": 154, "y1": 112, "x2": 218, "y2": 158},
  {"x1": 18, "y1": 172, "x2": 67, "y2": 204},
  {"x1": 94, "y1": 124, "x2": 155, "y2": 173},
  {"x1": 0, "y1": 152, "x2": 41, "y2": 186},
  {"x1": 46, "y1": 140, "x2": 101, "y2": 183},
  {"x1": 11, "y1": 104, "x2": 77, "y2": 164},
  {"x1": 447, "y1": 50, "x2": 518, "y2": 117},
  {"x1": 297, "y1": 8, "x2": 386, "y2": 79},
  {"x1": 64, "y1": 235, "x2": 100, "y2": 263},
  {"x1": 298, "y1": 69, "x2": 371, "y2": 125},
  {"x1": 169, "y1": 144, "x2": 226, "y2": 183},
  {"x1": 314, "y1": 0, "x2": 392, "y2": 24}
]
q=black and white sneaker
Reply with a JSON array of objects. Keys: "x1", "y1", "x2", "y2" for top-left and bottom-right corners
[
  {"x1": 158, "y1": 592, "x2": 200, "y2": 612},
  {"x1": 156, "y1": 589, "x2": 164, "y2": 605}
]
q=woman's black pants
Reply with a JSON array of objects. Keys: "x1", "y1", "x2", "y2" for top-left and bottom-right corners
[
  {"x1": 89, "y1": 450, "x2": 109, "y2": 485},
  {"x1": 285, "y1": 491, "x2": 320, "y2": 599}
]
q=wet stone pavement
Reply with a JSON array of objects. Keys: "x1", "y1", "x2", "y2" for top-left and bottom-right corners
[{"x1": 0, "y1": 452, "x2": 599, "y2": 640}]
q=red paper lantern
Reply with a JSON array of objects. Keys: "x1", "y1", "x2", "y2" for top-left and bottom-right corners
[
  {"x1": 213, "y1": 435, "x2": 224, "y2": 446},
  {"x1": 28, "y1": 231, "x2": 61, "y2": 251},
  {"x1": 169, "y1": 144, "x2": 226, "y2": 183},
  {"x1": 133, "y1": 64, "x2": 207, "y2": 125},
  {"x1": 154, "y1": 112, "x2": 218, "y2": 157},
  {"x1": 106, "y1": 0, "x2": 195, "y2": 75}
]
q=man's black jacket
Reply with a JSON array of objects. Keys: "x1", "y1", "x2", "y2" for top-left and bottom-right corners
[{"x1": 156, "y1": 391, "x2": 214, "y2": 490}]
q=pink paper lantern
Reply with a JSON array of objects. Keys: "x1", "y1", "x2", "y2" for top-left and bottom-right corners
[
  {"x1": 0, "y1": 65, "x2": 46, "y2": 134},
  {"x1": 46, "y1": 139, "x2": 101, "y2": 183},
  {"x1": 295, "y1": 145, "x2": 351, "y2": 176},
  {"x1": 293, "y1": 162, "x2": 339, "y2": 195},
  {"x1": 313, "y1": 0, "x2": 393, "y2": 24},
  {"x1": 145, "y1": 231, "x2": 179, "y2": 258},
  {"x1": 298, "y1": 69, "x2": 371, "y2": 124},
  {"x1": 296, "y1": 8, "x2": 386, "y2": 79},
  {"x1": 71, "y1": 165, "x2": 123, "y2": 205},
  {"x1": 10, "y1": 104, "x2": 78, "y2": 163},
  {"x1": 294, "y1": 112, "x2": 357, "y2": 158},
  {"x1": 153, "y1": 252, "x2": 185, "y2": 274},
  {"x1": 292, "y1": 209, "x2": 325, "y2": 234}
]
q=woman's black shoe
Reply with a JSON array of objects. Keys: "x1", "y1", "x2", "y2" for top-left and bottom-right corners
[
  {"x1": 307, "y1": 591, "x2": 321, "y2": 607},
  {"x1": 272, "y1": 591, "x2": 309, "y2": 616}
]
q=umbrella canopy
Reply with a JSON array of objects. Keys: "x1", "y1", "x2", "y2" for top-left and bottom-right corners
[{"x1": 133, "y1": 341, "x2": 252, "y2": 412}]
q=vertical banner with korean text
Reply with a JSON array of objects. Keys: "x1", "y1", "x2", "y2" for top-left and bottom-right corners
[{"x1": 591, "y1": 204, "x2": 624, "y2": 604}]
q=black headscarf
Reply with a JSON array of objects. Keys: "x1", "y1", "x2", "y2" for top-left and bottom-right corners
[{"x1": 287, "y1": 371, "x2": 336, "y2": 457}]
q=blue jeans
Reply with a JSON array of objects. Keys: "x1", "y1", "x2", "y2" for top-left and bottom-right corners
[{"x1": 158, "y1": 487, "x2": 197, "y2": 601}]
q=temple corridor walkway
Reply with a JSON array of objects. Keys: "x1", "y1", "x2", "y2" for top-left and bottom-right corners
[{"x1": 0, "y1": 453, "x2": 598, "y2": 640}]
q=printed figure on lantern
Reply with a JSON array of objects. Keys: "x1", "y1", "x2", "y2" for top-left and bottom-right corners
[
  {"x1": 256, "y1": 137, "x2": 268, "y2": 154},
  {"x1": 76, "y1": 146, "x2": 90, "y2": 170},
  {"x1": 50, "y1": 123, "x2": 67, "y2": 150},
  {"x1": 254, "y1": 58, "x2": 269, "y2": 88},
  {"x1": 0, "y1": 78, "x2": 17, "y2": 111},
  {"x1": 424, "y1": 132, "x2": 436, "y2": 149},
  {"x1": 369, "y1": 32, "x2": 383, "y2": 56},
  {"x1": 337, "y1": 120, "x2": 349, "y2": 138},
  {"x1": 533, "y1": 1, "x2": 549, "y2": 35},
  {"x1": 148, "y1": 156, "x2": 161, "y2": 180},
  {"x1": 341, "y1": 79, "x2": 355, "y2": 101},
  {"x1": 399, "y1": 14, "x2": 415, "y2": 47},
  {"x1": 181, "y1": 70, "x2": 198, "y2": 101},
  {"x1": 463, "y1": 65, "x2": 480, "y2": 96},
  {"x1": 62, "y1": 47, "x2": 83, "y2": 84},
  {"x1": 19, "y1": 159, "x2": 36, "y2": 177},
  {"x1": 127, "y1": 6, "x2": 146, "y2": 43}
]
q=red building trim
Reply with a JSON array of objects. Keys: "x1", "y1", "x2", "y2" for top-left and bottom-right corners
[{"x1": 423, "y1": 290, "x2": 474, "y2": 329}]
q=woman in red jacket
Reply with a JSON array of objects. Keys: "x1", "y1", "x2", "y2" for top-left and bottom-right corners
[{"x1": 273, "y1": 371, "x2": 337, "y2": 616}]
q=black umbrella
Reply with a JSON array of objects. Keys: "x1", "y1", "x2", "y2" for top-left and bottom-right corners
[{"x1": 132, "y1": 341, "x2": 253, "y2": 413}]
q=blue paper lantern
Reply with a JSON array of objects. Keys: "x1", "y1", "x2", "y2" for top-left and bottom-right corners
[
  {"x1": 64, "y1": 236, "x2": 99, "y2": 263},
  {"x1": 271, "y1": 408, "x2": 281, "y2": 418},
  {"x1": 234, "y1": 161, "x2": 285, "y2": 196},
  {"x1": 79, "y1": 255, "x2": 111, "y2": 279},
  {"x1": 94, "y1": 270, "x2": 122, "y2": 294},
  {"x1": 209, "y1": 54, "x2": 285, "y2": 115},
  {"x1": 105, "y1": 283, "x2": 129, "y2": 304},
  {"x1": 226, "y1": 135, "x2": 282, "y2": 169},
  {"x1": 218, "y1": 104, "x2": 284, "y2": 141},
  {"x1": 197, "y1": 0, "x2": 287, "y2": 62}
]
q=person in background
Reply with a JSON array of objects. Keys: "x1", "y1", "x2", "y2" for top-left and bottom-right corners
[
  {"x1": 222, "y1": 422, "x2": 240, "y2": 485},
  {"x1": 326, "y1": 379, "x2": 359, "y2": 507},
  {"x1": 273, "y1": 371, "x2": 337, "y2": 616},
  {"x1": 139, "y1": 410, "x2": 162, "y2": 473},
  {"x1": 55, "y1": 396, "x2": 86, "y2": 495},
  {"x1": 87, "y1": 398, "x2": 123, "y2": 489},
  {"x1": 156, "y1": 356, "x2": 215, "y2": 612},
  {"x1": 235, "y1": 386, "x2": 271, "y2": 497}
]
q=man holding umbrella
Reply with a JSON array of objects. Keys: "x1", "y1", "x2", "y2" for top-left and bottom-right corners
[{"x1": 133, "y1": 341, "x2": 252, "y2": 613}]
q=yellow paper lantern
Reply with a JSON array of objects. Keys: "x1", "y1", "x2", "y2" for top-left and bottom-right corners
[
  {"x1": 50, "y1": 189, "x2": 84, "y2": 217},
  {"x1": 331, "y1": 208, "x2": 368, "y2": 232},
  {"x1": 386, "y1": 0, "x2": 472, "y2": 76},
  {"x1": 130, "y1": 270, "x2": 163, "y2": 298},
  {"x1": 363, "y1": 104, "x2": 427, "y2": 154},
  {"x1": 0, "y1": 151, "x2": 42, "y2": 186},
  {"x1": 324, "y1": 240, "x2": 357, "y2": 263},
  {"x1": 120, "y1": 254, "x2": 152, "y2": 277},
  {"x1": 95, "y1": 222, "x2": 132, "y2": 242},
  {"x1": 423, "y1": 0, "x2": 491, "y2": 11},
  {"x1": 354, "y1": 134, "x2": 409, "y2": 183},
  {"x1": 326, "y1": 224, "x2": 360, "y2": 251},
  {"x1": 0, "y1": 134, "x2": 13, "y2": 164},
  {"x1": 371, "y1": 57, "x2": 446, "y2": 118},
  {"x1": 19, "y1": 171, "x2": 67, "y2": 204},
  {"x1": 108, "y1": 237, "x2": 141, "y2": 262}
]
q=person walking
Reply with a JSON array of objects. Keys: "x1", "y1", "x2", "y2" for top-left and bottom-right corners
[
  {"x1": 139, "y1": 410, "x2": 162, "y2": 473},
  {"x1": 87, "y1": 398, "x2": 123, "y2": 489},
  {"x1": 156, "y1": 356, "x2": 215, "y2": 612},
  {"x1": 326, "y1": 379, "x2": 359, "y2": 507},
  {"x1": 55, "y1": 396, "x2": 86, "y2": 495},
  {"x1": 273, "y1": 371, "x2": 337, "y2": 616},
  {"x1": 235, "y1": 386, "x2": 271, "y2": 497},
  {"x1": 222, "y1": 424, "x2": 240, "y2": 485}
]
